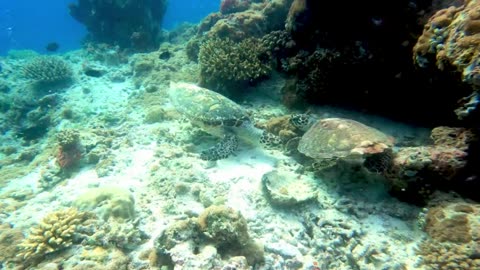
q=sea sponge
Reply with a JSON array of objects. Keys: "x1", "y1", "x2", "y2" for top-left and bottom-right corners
[
  {"x1": 198, "y1": 37, "x2": 270, "y2": 85},
  {"x1": 73, "y1": 187, "x2": 135, "y2": 221},
  {"x1": 22, "y1": 56, "x2": 73, "y2": 84},
  {"x1": 17, "y1": 208, "x2": 95, "y2": 262}
]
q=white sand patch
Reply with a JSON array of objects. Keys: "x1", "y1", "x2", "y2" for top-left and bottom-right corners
[{"x1": 203, "y1": 148, "x2": 276, "y2": 218}]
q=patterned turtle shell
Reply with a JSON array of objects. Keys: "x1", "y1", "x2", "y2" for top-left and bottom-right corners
[
  {"x1": 169, "y1": 82, "x2": 250, "y2": 129},
  {"x1": 298, "y1": 118, "x2": 394, "y2": 160}
]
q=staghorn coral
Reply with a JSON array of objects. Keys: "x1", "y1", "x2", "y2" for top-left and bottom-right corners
[
  {"x1": 17, "y1": 208, "x2": 95, "y2": 263},
  {"x1": 22, "y1": 56, "x2": 73, "y2": 84},
  {"x1": 198, "y1": 37, "x2": 270, "y2": 86}
]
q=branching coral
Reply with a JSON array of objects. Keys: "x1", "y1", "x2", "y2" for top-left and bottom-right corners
[
  {"x1": 22, "y1": 56, "x2": 73, "y2": 84},
  {"x1": 198, "y1": 37, "x2": 270, "y2": 85},
  {"x1": 17, "y1": 208, "x2": 95, "y2": 262}
]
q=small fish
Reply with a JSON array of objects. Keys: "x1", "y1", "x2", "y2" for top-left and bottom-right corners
[{"x1": 46, "y1": 42, "x2": 60, "y2": 52}]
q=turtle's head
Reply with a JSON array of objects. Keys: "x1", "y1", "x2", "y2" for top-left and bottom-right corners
[{"x1": 290, "y1": 114, "x2": 317, "y2": 132}]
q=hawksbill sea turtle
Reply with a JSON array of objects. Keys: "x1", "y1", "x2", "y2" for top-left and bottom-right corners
[
  {"x1": 168, "y1": 82, "x2": 279, "y2": 161},
  {"x1": 297, "y1": 117, "x2": 395, "y2": 171}
]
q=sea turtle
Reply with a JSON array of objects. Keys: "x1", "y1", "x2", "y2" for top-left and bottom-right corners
[
  {"x1": 168, "y1": 82, "x2": 279, "y2": 161},
  {"x1": 297, "y1": 117, "x2": 395, "y2": 171}
]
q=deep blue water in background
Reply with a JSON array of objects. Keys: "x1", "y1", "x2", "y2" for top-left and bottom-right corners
[{"x1": 0, "y1": 0, "x2": 219, "y2": 55}]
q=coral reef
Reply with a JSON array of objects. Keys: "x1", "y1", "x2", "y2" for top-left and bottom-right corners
[
  {"x1": 220, "y1": 0, "x2": 251, "y2": 15},
  {"x1": 17, "y1": 208, "x2": 95, "y2": 264},
  {"x1": 412, "y1": 0, "x2": 480, "y2": 119},
  {"x1": 413, "y1": 1, "x2": 480, "y2": 85},
  {"x1": 56, "y1": 129, "x2": 83, "y2": 169},
  {"x1": 198, "y1": 37, "x2": 270, "y2": 91},
  {"x1": 418, "y1": 240, "x2": 480, "y2": 270},
  {"x1": 285, "y1": 0, "x2": 309, "y2": 33},
  {"x1": 417, "y1": 201, "x2": 480, "y2": 269},
  {"x1": 84, "y1": 220, "x2": 148, "y2": 251},
  {"x1": 0, "y1": 223, "x2": 24, "y2": 264},
  {"x1": 385, "y1": 127, "x2": 476, "y2": 203},
  {"x1": 22, "y1": 56, "x2": 73, "y2": 84},
  {"x1": 73, "y1": 187, "x2": 135, "y2": 221},
  {"x1": 154, "y1": 206, "x2": 264, "y2": 268},
  {"x1": 198, "y1": 0, "x2": 292, "y2": 41},
  {"x1": 69, "y1": 0, "x2": 167, "y2": 51}
]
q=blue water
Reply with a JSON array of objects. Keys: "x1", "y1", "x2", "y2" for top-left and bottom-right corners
[{"x1": 0, "y1": 0, "x2": 219, "y2": 55}]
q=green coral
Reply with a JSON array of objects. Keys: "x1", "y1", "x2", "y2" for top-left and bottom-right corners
[
  {"x1": 22, "y1": 56, "x2": 73, "y2": 83},
  {"x1": 198, "y1": 37, "x2": 270, "y2": 84}
]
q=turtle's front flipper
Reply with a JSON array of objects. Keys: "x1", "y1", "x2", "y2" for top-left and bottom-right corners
[
  {"x1": 200, "y1": 134, "x2": 238, "y2": 161},
  {"x1": 260, "y1": 131, "x2": 281, "y2": 147}
]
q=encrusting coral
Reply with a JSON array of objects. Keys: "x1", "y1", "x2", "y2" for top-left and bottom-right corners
[
  {"x1": 17, "y1": 208, "x2": 95, "y2": 263},
  {"x1": 22, "y1": 56, "x2": 73, "y2": 84},
  {"x1": 417, "y1": 201, "x2": 480, "y2": 269}
]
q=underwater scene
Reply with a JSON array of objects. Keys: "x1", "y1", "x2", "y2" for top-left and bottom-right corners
[{"x1": 0, "y1": 0, "x2": 480, "y2": 269}]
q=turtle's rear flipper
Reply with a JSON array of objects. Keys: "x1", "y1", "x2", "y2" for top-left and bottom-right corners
[{"x1": 200, "y1": 134, "x2": 238, "y2": 161}]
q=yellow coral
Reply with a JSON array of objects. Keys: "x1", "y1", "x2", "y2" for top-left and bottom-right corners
[{"x1": 17, "y1": 208, "x2": 94, "y2": 261}]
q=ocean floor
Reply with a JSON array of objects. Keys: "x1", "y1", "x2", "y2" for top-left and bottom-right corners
[{"x1": 0, "y1": 46, "x2": 434, "y2": 270}]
